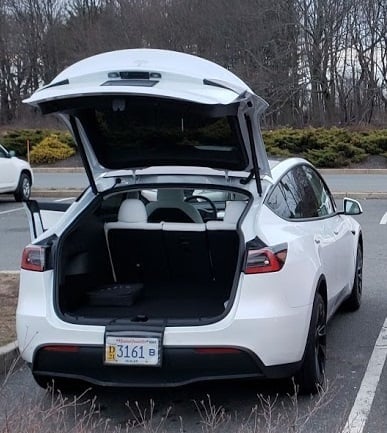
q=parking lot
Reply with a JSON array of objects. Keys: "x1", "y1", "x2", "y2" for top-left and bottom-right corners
[{"x1": 0, "y1": 189, "x2": 386, "y2": 432}]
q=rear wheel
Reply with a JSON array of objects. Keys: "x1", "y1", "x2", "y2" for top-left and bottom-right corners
[
  {"x1": 295, "y1": 292, "x2": 326, "y2": 395},
  {"x1": 343, "y1": 243, "x2": 363, "y2": 311},
  {"x1": 14, "y1": 173, "x2": 31, "y2": 201}
]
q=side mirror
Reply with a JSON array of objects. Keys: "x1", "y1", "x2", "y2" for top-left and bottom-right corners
[
  {"x1": 341, "y1": 198, "x2": 363, "y2": 215},
  {"x1": 9, "y1": 150, "x2": 16, "y2": 157}
]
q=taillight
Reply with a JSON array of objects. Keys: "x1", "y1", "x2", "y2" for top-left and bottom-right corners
[
  {"x1": 244, "y1": 244, "x2": 287, "y2": 274},
  {"x1": 21, "y1": 245, "x2": 47, "y2": 272}
]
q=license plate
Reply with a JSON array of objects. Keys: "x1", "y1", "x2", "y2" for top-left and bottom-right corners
[{"x1": 105, "y1": 335, "x2": 161, "y2": 366}]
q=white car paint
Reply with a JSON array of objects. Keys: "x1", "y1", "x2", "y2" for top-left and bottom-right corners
[{"x1": 16, "y1": 49, "x2": 363, "y2": 394}]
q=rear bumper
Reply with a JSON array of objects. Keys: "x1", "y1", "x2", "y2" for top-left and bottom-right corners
[{"x1": 32, "y1": 345, "x2": 302, "y2": 387}]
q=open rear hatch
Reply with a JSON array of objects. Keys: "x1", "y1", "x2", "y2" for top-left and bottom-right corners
[{"x1": 24, "y1": 49, "x2": 271, "y2": 194}]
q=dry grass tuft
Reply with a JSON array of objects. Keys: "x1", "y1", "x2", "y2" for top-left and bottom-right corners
[{"x1": 0, "y1": 273, "x2": 19, "y2": 346}]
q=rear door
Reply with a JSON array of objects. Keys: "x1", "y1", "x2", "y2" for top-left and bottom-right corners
[{"x1": 0, "y1": 145, "x2": 17, "y2": 191}]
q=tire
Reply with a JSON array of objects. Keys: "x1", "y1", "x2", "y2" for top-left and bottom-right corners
[
  {"x1": 14, "y1": 172, "x2": 31, "y2": 202},
  {"x1": 343, "y1": 243, "x2": 363, "y2": 311},
  {"x1": 295, "y1": 292, "x2": 327, "y2": 395}
]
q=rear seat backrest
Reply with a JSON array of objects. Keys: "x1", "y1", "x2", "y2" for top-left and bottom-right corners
[
  {"x1": 206, "y1": 201, "x2": 246, "y2": 284},
  {"x1": 146, "y1": 189, "x2": 203, "y2": 223},
  {"x1": 105, "y1": 199, "x2": 166, "y2": 282},
  {"x1": 162, "y1": 222, "x2": 212, "y2": 283}
]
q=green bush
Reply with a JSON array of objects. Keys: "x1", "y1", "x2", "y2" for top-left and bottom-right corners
[
  {"x1": 1, "y1": 129, "x2": 75, "y2": 157},
  {"x1": 29, "y1": 134, "x2": 76, "y2": 165},
  {"x1": 263, "y1": 127, "x2": 373, "y2": 167},
  {"x1": 2, "y1": 126, "x2": 387, "y2": 167}
]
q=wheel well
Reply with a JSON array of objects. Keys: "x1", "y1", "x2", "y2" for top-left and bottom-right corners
[
  {"x1": 358, "y1": 232, "x2": 363, "y2": 251},
  {"x1": 317, "y1": 276, "x2": 327, "y2": 310},
  {"x1": 20, "y1": 170, "x2": 32, "y2": 182}
]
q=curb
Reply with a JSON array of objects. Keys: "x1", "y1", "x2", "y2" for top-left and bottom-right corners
[
  {"x1": 32, "y1": 167, "x2": 387, "y2": 175},
  {"x1": 31, "y1": 188, "x2": 387, "y2": 200},
  {"x1": 31, "y1": 188, "x2": 83, "y2": 198}
]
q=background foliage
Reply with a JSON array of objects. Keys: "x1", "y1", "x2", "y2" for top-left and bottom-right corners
[
  {"x1": 2, "y1": 127, "x2": 387, "y2": 167},
  {"x1": 1, "y1": 0, "x2": 387, "y2": 130}
]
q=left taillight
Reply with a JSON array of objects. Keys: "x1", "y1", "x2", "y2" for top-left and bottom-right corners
[
  {"x1": 21, "y1": 245, "x2": 47, "y2": 272},
  {"x1": 244, "y1": 244, "x2": 287, "y2": 274}
]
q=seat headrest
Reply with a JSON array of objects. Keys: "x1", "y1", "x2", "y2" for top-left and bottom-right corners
[
  {"x1": 224, "y1": 201, "x2": 246, "y2": 223},
  {"x1": 157, "y1": 189, "x2": 185, "y2": 202},
  {"x1": 118, "y1": 199, "x2": 147, "y2": 223}
]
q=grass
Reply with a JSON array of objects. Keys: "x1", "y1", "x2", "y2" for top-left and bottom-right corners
[
  {"x1": 0, "y1": 368, "x2": 343, "y2": 433},
  {"x1": 0, "y1": 273, "x2": 18, "y2": 346}
]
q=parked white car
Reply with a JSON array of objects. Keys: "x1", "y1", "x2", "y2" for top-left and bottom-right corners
[
  {"x1": 0, "y1": 144, "x2": 33, "y2": 201},
  {"x1": 17, "y1": 49, "x2": 363, "y2": 394}
]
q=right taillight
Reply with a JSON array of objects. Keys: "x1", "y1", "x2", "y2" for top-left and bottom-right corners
[
  {"x1": 244, "y1": 244, "x2": 287, "y2": 274},
  {"x1": 21, "y1": 245, "x2": 47, "y2": 272}
]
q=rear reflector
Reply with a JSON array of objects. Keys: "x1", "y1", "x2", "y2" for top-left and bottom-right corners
[
  {"x1": 42, "y1": 345, "x2": 80, "y2": 353},
  {"x1": 244, "y1": 245, "x2": 287, "y2": 274},
  {"x1": 21, "y1": 246, "x2": 46, "y2": 272}
]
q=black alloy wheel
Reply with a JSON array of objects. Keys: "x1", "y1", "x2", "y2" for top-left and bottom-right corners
[
  {"x1": 295, "y1": 292, "x2": 327, "y2": 395},
  {"x1": 343, "y1": 243, "x2": 363, "y2": 311}
]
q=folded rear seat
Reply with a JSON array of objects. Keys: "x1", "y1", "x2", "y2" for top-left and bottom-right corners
[
  {"x1": 206, "y1": 201, "x2": 246, "y2": 285},
  {"x1": 162, "y1": 222, "x2": 212, "y2": 283},
  {"x1": 105, "y1": 199, "x2": 166, "y2": 283}
]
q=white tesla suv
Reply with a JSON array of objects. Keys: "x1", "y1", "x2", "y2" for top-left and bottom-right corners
[
  {"x1": 0, "y1": 144, "x2": 33, "y2": 201},
  {"x1": 16, "y1": 49, "x2": 363, "y2": 394}
]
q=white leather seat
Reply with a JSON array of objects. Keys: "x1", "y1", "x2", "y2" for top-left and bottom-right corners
[
  {"x1": 206, "y1": 201, "x2": 246, "y2": 230},
  {"x1": 146, "y1": 189, "x2": 203, "y2": 223}
]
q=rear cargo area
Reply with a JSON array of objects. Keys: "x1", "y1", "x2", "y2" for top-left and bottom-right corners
[{"x1": 56, "y1": 190, "x2": 246, "y2": 325}]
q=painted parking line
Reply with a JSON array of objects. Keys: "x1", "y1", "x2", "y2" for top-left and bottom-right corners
[
  {"x1": 379, "y1": 212, "x2": 387, "y2": 224},
  {"x1": 342, "y1": 317, "x2": 387, "y2": 433},
  {"x1": 0, "y1": 207, "x2": 23, "y2": 215},
  {"x1": 54, "y1": 197, "x2": 75, "y2": 202}
]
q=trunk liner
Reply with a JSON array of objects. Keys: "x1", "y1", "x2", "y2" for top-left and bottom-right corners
[{"x1": 65, "y1": 282, "x2": 228, "y2": 320}]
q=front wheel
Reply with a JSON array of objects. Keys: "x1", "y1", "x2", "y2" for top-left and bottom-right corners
[
  {"x1": 14, "y1": 173, "x2": 31, "y2": 201},
  {"x1": 295, "y1": 292, "x2": 327, "y2": 395}
]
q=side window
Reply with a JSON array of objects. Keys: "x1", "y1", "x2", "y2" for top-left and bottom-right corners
[
  {"x1": 266, "y1": 179, "x2": 294, "y2": 219},
  {"x1": 302, "y1": 165, "x2": 335, "y2": 216},
  {"x1": 267, "y1": 165, "x2": 334, "y2": 219},
  {"x1": 267, "y1": 169, "x2": 304, "y2": 219},
  {"x1": 0, "y1": 146, "x2": 6, "y2": 158}
]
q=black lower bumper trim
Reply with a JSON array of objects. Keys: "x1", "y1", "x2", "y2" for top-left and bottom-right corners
[{"x1": 32, "y1": 345, "x2": 301, "y2": 387}]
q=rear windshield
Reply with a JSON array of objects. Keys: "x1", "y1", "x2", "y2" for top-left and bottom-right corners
[{"x1": 76, "y1": 96, "x2": 248, "y2": 170}]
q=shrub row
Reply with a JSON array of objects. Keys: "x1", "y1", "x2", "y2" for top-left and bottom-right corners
[
  {"x1": 0, "y1": 129, "x2": 76, "y2": 164},
  {"x1": 262, "y1": 127, "x2": 387, "y2": 167},
  {"x1": 2, "y1": 127, "x2": 387, "y2": 167}
]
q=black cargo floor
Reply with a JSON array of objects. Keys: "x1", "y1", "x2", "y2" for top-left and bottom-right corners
[{"x1": 65, "y1": 282, "x2": 228, "y2": 320}]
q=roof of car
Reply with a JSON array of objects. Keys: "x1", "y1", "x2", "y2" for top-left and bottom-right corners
[{"x1": 24, "y1": 49, "x2": 254, "y2": 106}]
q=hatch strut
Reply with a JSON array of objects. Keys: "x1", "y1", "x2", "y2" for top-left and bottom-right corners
[
  {"x1": 244, "y1": 115, "x2": 262, "y2": 196},
  {"x1": 70, "y1": 116, "x2": 98, "y2": 195},
  {"x1": 240, "y1": 170, "x2": 254, "y2": 185}
]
